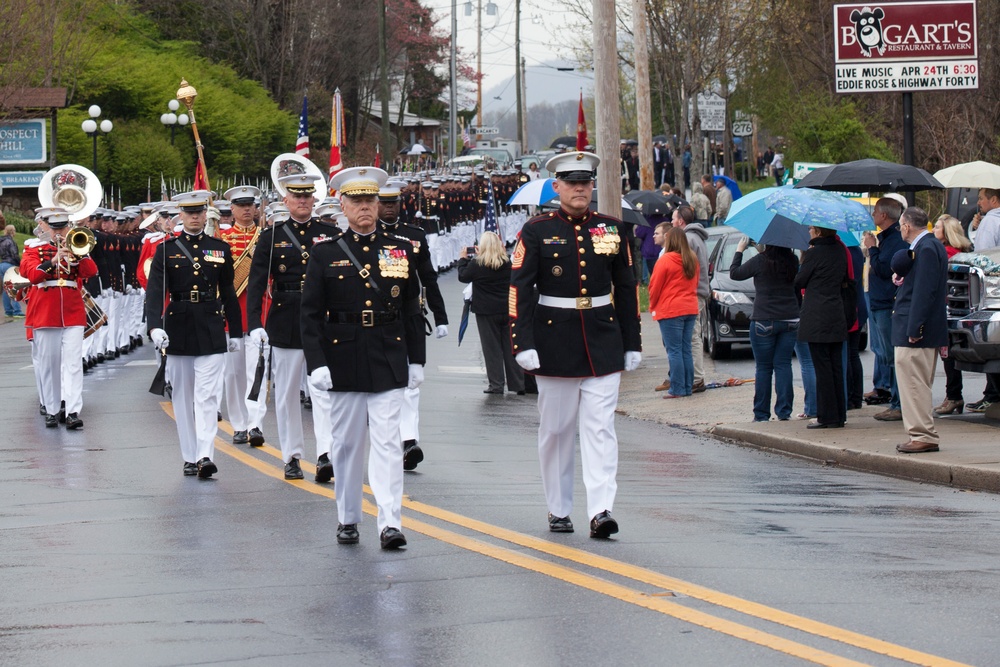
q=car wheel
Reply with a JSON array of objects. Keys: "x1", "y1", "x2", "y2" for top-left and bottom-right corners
[{"x1": 707, "y1": 324, "x2": 731, "y2": 360}]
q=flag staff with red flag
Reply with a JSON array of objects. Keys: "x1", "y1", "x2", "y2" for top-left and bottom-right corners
[
  {"x1": 328, "y1": 88, "x2": 345, "y2": 193},
  {"x1": 576, "y1": 89, "x2": 588, "y2": 151}
]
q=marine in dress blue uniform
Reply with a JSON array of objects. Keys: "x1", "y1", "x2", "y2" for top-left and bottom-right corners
[
  {"x1": 510, "y1": 151, "x2": 642, "y2": 538},
  {"x1": 301, "y1": 167, "x2": 426, "y2": 550},
  {"x1": 146, "y1": 191, "x2": 243, "y2": 478}
]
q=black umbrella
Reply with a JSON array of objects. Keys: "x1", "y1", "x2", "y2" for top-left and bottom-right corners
[
  {"x1": 652, "y1": 134, "x2": 669, "y2": 143},
  {"x1": 542, "y1": 191, "x2": 650, "y2": 227},
  {"x1": 794, "y1": 158, "x2": 943, "y2": 192},
  {"x1": 549, "y1": 136, "x2": 578, "y2": 149},
  {"x1": 622, "y1": 139, "x2": 639, "y2": 146},
  {"x1": 624, "y1": 190, "x2": 672, "y2": 217}
]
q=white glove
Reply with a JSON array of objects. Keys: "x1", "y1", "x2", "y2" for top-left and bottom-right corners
[
  {"x1": 150, "y1": 328, "x2": 169, "y2": 351},
  {"x1": 309, "y1": 366, "x2": 333, "y2": 391},
  {"x1": 227, "y1": 335, "x2": 241, "y2": 353},
  {"x1": 101, "y1": 288, "x2": 113, "y2": 299},
  {"x1": 248, "y1": 328, "x2": 269, "y2": 347},
  {"x1": 435, "y1": 324, "x2": 449, "y2": 338},
  {"x1": 415, "y1": 211, "x2": 424, "y2": 219},
  {"x1": 516, "y1": 349, "x2": 540, "y2": 371},
  {"x1": 407, "y1": 364, "x2": 424, "y2": 389},
  {"x1": 624, "y1": 351, "x2": 642, "y2": 372}
]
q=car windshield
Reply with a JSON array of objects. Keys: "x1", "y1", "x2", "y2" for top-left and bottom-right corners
[{"x1": 717, "y1": 235, "x2": 759, "y2": 272}]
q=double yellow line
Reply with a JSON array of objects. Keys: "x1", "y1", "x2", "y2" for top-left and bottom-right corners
[{"x1": 166, "y1": 404, "x2": 970, "y2": 667}]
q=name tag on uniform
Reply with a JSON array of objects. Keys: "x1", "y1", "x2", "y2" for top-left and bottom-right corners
[
  {"x1": 168, "y1": 253, "x2": 185, "y2": 260},
  {"x1": 274, "y1": 241, "x2": 293, "y2": 248},
  {"x1": 203, "y1": 250, "x2": 225, "y2": 263},
  {"x1": 543, "y1": 237, "x2": 567, "y2": 245},
  {"x1": 328, "y1": 260, "x2": 352, "y2": 267}
]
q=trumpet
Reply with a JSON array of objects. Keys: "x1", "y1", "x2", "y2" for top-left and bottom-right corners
[{"x1": 55, "y1": 227, "x2": 96, "y2": 272}]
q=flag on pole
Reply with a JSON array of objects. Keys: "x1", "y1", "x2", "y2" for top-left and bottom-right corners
[
  {"x1": 462, "y1": 120, "x2": 472, "y2": 148},
  {"x1": 295, "y1": 95, "x2": 310, "y2": 157},
  {"x1": 484, "y1": 178, "x2": 501, "y2": 243},
  {"x1": 329, "y1": 88, "x2": 345, "y2": 187},
  {"x1": 194, "y1": 160, "x2": 209, "y2": 191},
  {"x1": 374, "y1": 143, "x2": 381, "y2": 169},
  {"x1": 576, "y1": 90, "x2": 588, "y2": 151}
]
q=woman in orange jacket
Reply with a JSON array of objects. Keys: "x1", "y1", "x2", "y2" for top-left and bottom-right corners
[{"x1": 648, "y1": 224, "x2": 700, "y2": 397}]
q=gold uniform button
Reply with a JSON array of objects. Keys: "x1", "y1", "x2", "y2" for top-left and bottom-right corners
[
  {"x1": 338, "y1": 275, "x2": 344, "y2": 280},
  {"x1": 579, "y1": 248, "x2": 585, "y2": 254},
  {"x1": 333, "y1": 339, "x2": 339, "y2": 344},
  {"x1": 363, "y1": 246, "x2": 369, "y2": 252},
  {"x1": 514, "y1": 344, "x2": 519, "y2": 349},
  {"x1": 365, "y1": 300, "x2": 372, "y2": 307},
  {"x1": 193, "y1": 271, "x2": 199, "y2": 276},
  {"x1": 581, "y1": 288, "x2": 588, "y2": 295},
  {"x1": 364, "y1": 264, "x2": 371, "y2": 269},
  {"x1": 580, "y1": 261, "x2": 586, "y2": 267},
  {"x1": 547, "y1": 320, "x2": 552, "y2": 325},
  {"x1": 365, "y1": 282, "x2": 370, "y2": 288},
  {"x1": 193, "y1": 245, "x2": 199, "y2": 249},
  {"x1": 577, "y1": 236, "x2": 583, "y2": 242},
  {"x1": 396, "y1": 337, "x2": 401, "y2": 341},
  {"x1": 512, "y1": 333, "x2": 516, "y2": 338},
  {"x1": 575, "y1": 225, "x2": 581, "y2": 231},
  {"x1": 300, "y1": 230, "x2": 305, "y2": 236},
  {"x1": 553, "y1": 252, "x2": 559, "y2": 258}
]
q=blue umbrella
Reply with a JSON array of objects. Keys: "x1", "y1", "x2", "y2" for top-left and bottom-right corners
[
  {"x1": 765, "y1": 187, "x2": 873, "y2": 232},
  {"x1": 457, "y1": 299, "x2": 472, "y2": 346},
  {"x1": 507, "y1": 178, "x2": 556, "y2": 206},
  {"x1": 713, "y1": 174, "x2": 742, "y2": 200},
  {"x1": 726, "y1": 187, "x2": 811, "y2": 250}
]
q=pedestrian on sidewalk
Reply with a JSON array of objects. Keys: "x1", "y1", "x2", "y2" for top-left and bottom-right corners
[
  {"x1": 794, "y1": 226, "x2": 849, "y2": 429},
  {"x1": 892, "y1": 207, "x2": 949, "y2": 454},
  {"x1": 1, "y1": 221, "x2": 24, "y2": 322},
  {"x1": 649, "y1": 224, "x2": 699, "y2": 398},
  {"x1": 730, "y1": 237, "x2": 800, "y2": 421},
  {"x1": 932, "y1": 215, "x2": 972, "y2": 415},
  {"x1": 671, "y1": 205, "x2": 709, "y2": 393}
]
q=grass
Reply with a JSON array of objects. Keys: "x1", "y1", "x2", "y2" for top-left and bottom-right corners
[{"x1": 639, "y1": 284, "x2": 649, "y2": 312}]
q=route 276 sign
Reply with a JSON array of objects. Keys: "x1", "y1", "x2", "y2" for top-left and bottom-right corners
[{"x1": 833, "y1": 1, "x2": 978, "y2": 93}]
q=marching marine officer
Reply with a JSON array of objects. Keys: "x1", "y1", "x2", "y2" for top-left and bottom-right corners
[
  {"x1": 301, "y1": 167, "x2": 426, "y2": 550},
  {"x1": 246, "y1": 173, "x2": 337, "y2": 482},
  {"x1": 20, "y1": 210, "x2": 98, "y2": 429},
  {"x1": 378, "y1": 183, "x2": 449, "y2": 470},
  {"x1": 146, "y1": 191, "x2": 243, "y2": 478},
  {"x1": 510, "y1": 151, "x2": 642, "y2": 538}
]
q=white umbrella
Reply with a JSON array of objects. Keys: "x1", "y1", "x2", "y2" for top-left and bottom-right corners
[
  {"x1": 407, "y1": 143, "x2": 429, "y2": 155},
  {"x1": 933, "y1": 160, "x2": 1000, "y2": 189},
  {"x1": 507, "y1": 178, "x2": 556, "y2": 206}
]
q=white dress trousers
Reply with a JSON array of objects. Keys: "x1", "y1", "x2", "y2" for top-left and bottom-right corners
[
  {"x1": 223, "y1": 337, "x2": 250, "y2": 431},
  {"x1": 535, "y1": 373, "x2": 622, "y2": 520},
  {"x1": 167, "y1": 353, "x2": 226, "y2": 464},
  {"x1": 271, "y1": 346, "x2": 306, "y2": 463},
  {"x1": 399, "y1": 386, "x2": 420, "y2": 442},
  {"x1": 328, "y1": 389, "x2": 405, "y2": 535},
  {"x1": 34, "y1": 326, "x2": 84, "y2": 415},
  {"x1": 308, "y1": 380, "x2": 333, "y2": 460}
]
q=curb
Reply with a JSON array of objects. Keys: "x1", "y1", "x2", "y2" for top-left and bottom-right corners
[{"x1": 709, "y1": 424, "x2": 1000, "y2": 493}]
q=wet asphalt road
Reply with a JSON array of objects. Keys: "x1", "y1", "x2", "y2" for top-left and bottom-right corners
[{"x1": 2, "y1": 271, "x2": 999, "y2": 667}]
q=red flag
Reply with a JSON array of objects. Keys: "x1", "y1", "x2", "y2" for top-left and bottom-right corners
[
  {"x1": 194, "y1": 160, "x2": 209, "y2": 191},
  {"x1": 374, "y1": 143, "x2": 381, "y2": 169},
  {"x1": 576, "y1": 91, "x2": 588, "y2": 151}
]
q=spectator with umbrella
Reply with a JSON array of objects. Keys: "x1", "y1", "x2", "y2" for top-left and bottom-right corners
[{"x1": 458, "y1": 232, "x2": 524, "y2": 395}]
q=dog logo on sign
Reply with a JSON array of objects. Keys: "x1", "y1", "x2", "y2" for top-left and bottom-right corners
[{"x1": 849, "y1": 6, "x2": 886, "y2": 57}]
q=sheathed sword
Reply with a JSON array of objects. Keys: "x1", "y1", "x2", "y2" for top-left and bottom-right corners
[{"x1": 247, "y1": 341, "x2": 266, "y2": 401}]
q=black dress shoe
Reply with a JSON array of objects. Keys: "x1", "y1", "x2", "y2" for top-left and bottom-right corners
[
  {"x1": 38, "y1": 403, "x2": 46, "y2": 416},
  {"x1": 483, "y1": 388, "x2": 504, "y2": 394},
  {"x1": 196, "y1": 457, "x2": 218, "y2": 479},
  {"x1": 516, "y1": 390, "x2": 526, "y2": 395},
  {"x1": 248, "y1": 427, "x2": 265, "y2": 447},
  {"x1": 380, "y1": 527, "x2": 407, "y2": 550},
  {"x1": 183, "y1": 462, "x2": 198, "y2": 476},
  {"x1": 548, "y1": 513, "x2": 574, "y2": 533},
  {"x1": 315, "y1": 454, "x2": 333, "y2": 483},
  {"x1": 337, "y1": 523, "x2": 359, "y2": 544},
  {"x1": 44, "y1": 413, "x2": 58, "y2": 428},
  {"x1": 300, "y1": 390, "x2": 307, "y2": 404},
  {"x1": 589, "y1": 510, "x2": 619, "y2": 538},
  {"x1": 65, "y1": 413, "x2": 83, "y2": 430},
  {"x1": 232, "y1": 430, "x2": 249, "y2": 445},
  {"x1": 806, "y1": 422, "x2": 845, "y2": 429},
  {"x1": 216, "y1": 411, "x2": 222, "y2": 422},
  {"x1": 403, "y1": 440, "x2": 424, "y2": 471},
  {"x1": 302, "y1": 396, "x2": 312, "y2": 410},
  {"x1": 284, "y1": 458, "x2": 304, "y2": 480},
  {"x1": 59, "y1": 402, "x2": 66, "y2": 423}
]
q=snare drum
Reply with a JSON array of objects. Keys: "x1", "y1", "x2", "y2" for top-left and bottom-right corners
[{"x1": 83, "y1": 289, "x2": 107, "y2": 339}]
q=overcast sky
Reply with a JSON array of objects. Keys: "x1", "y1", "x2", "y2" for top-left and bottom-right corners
[{"x1": 420, "y1": 0, "x2": 595, "y2": 114}]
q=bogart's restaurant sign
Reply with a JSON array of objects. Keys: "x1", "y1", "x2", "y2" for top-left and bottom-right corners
[{"x1": 834, "y1": 0, "x2": 978, "y2": 93}]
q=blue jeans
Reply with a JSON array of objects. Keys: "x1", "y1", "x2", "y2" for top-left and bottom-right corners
[
  {"x1": 795, "y1": 340, "x2": 816, "y2": 417},
  {"x1": 869, "y1": 308, "x2": 900, "y2": 409},
  {"x1": 0, "y1": 261, "x2": 23, "y2": 316},
  {"x1": 750, "y1": 320, "x2": 797, "y2": 421},
  {"x1": 659, "y1": 315, "x2": 695, "y2": 396}
]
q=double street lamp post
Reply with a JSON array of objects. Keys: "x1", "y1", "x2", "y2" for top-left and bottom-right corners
[
  {"x1": 159, "y1": 99, "x2": 189, "y2": 145},
  {"x1": 80, "y1": 105, "x2": 112, "y2": 175}
]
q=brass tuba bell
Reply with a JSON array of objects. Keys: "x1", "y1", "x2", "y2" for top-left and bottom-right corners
[
  {"x1": 38, "y1": 164, "x2": 103, "y2": 222},
  {"x1": 3, "y1": 266, "x2": 30, "y2": 302},
  {"x1": 66, "y1": 226, "x2": 97, "y2": 257}
]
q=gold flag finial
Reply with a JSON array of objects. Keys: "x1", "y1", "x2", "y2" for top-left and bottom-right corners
[{"x1": 176, "y1": 78, "x2": 198, "y2": 107}]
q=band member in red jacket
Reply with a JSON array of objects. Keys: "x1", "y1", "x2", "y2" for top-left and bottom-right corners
[{"x1": 20, "y1": 210, "x2": 98, "y2": 429}]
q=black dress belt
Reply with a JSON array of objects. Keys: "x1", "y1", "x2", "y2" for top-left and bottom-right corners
[
  {"x1": 170, "y1": 290, "x2": 218, "y2": 303},
  {"x1": 327, "y1": 310, "x2": 400, "y2": 327},
  {"x1": 274, "y1": 283, "x2": 303, "y2": 293}
]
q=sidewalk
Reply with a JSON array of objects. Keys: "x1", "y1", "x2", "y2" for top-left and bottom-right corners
[{"x1": 618, "y1": 313, "x2": 1000, "y2": 493}]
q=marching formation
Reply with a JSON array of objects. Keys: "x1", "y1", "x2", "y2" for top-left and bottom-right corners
[{"x1": 8, "y1": 150, "x2": 642, "y2": 549}]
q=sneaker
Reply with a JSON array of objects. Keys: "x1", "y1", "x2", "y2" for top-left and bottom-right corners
[
  {"x1": 873, "y1": 408, "x2": 903, "y2": 421},
  {"x1": 966, "y1": 398, "x2": 992, "y2": 413}
]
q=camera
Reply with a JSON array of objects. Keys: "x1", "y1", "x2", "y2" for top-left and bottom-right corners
[{"x1": 465, "y1": 246, "x2": 477, "y2": 256}]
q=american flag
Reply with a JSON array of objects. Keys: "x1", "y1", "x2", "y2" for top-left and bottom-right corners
[
  {"x1": 295, "y1": 95, "x2": 310, "y2": 157},
  {"x1": 462, "y1": 121, "x2": 472, "y2": 148},
  {"x1": 484, "y1": 178, "x2": 501, "y2": 242}
]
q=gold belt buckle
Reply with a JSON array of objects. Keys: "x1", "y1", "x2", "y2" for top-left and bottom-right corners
[
  {"x1": 57, "y1": 279, "x2": 66, "y2": 287},
  {"x1": 361, "y1": 310, "x2": 374, "y2": 327},
  {"x1": 190, "y1": 290, "x2": 200, "y2": 303},
  {"x1": 576, "y1": 296, "x2": 592, "y2": 309}
]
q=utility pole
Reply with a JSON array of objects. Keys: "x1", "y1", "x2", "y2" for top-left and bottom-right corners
[
  {"x1": 594, "y1": 0, "x2": 621, "y2": 220},
  {"x1": 520, "y1": 56, "x2": 529, "y2": 153},
  {"x1": 515, "y1": 0, "x2": 523, "y2": 149},
  {"x1": 632, "y1": 0, "x2": 653, "y2": 190},
  {"x1": 476, "y1": 0, "x2": 483, "y2": 142},
  {"x1": 450, "y1": 0, "x2": 458, "y2": 160},
  {"x1": 378, "y1": 0, "x2": 391, "y2": 157}
]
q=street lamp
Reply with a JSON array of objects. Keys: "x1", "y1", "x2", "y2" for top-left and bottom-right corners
[
  {"x1": 80, "y1": 105, "x2": 113, "y2": 175},
  {"x1": 159, "y1": 98, "x2": 189, "y2": 145}
]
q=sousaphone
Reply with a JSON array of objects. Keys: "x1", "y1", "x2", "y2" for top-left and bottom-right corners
[
  {"x1": 270, "y1": 153, "x2": 327, "y2": 197},
  {"x1": 38, "y1": 164, "x2": 103, "y2": 222}
]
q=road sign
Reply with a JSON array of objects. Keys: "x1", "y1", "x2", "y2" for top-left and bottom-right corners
[
  {"x1": 0, "y1": 120, "x2": 47, "y2": 164},
  {"x1": 687, "y1": 93, "x2": 726, "y2": 132},
  {"x1": 732, "y1": 121, "x2": 753, "y2": 137},
  {"x1": 471, "y1": 127, "x2": 500, "y2": 135}
]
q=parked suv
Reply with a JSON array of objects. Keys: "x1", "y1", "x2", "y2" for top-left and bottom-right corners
[
  {"x1": 702, "y1": 226, "x2": 757, "y2": 359},
  {"x1": 946, "y1": 250, "x2": 1000, "y2": 385}
]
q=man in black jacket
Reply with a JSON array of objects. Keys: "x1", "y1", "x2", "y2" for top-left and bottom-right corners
[{"x1": 893, "y1": 207, "x2": 949, "y2": 453}]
